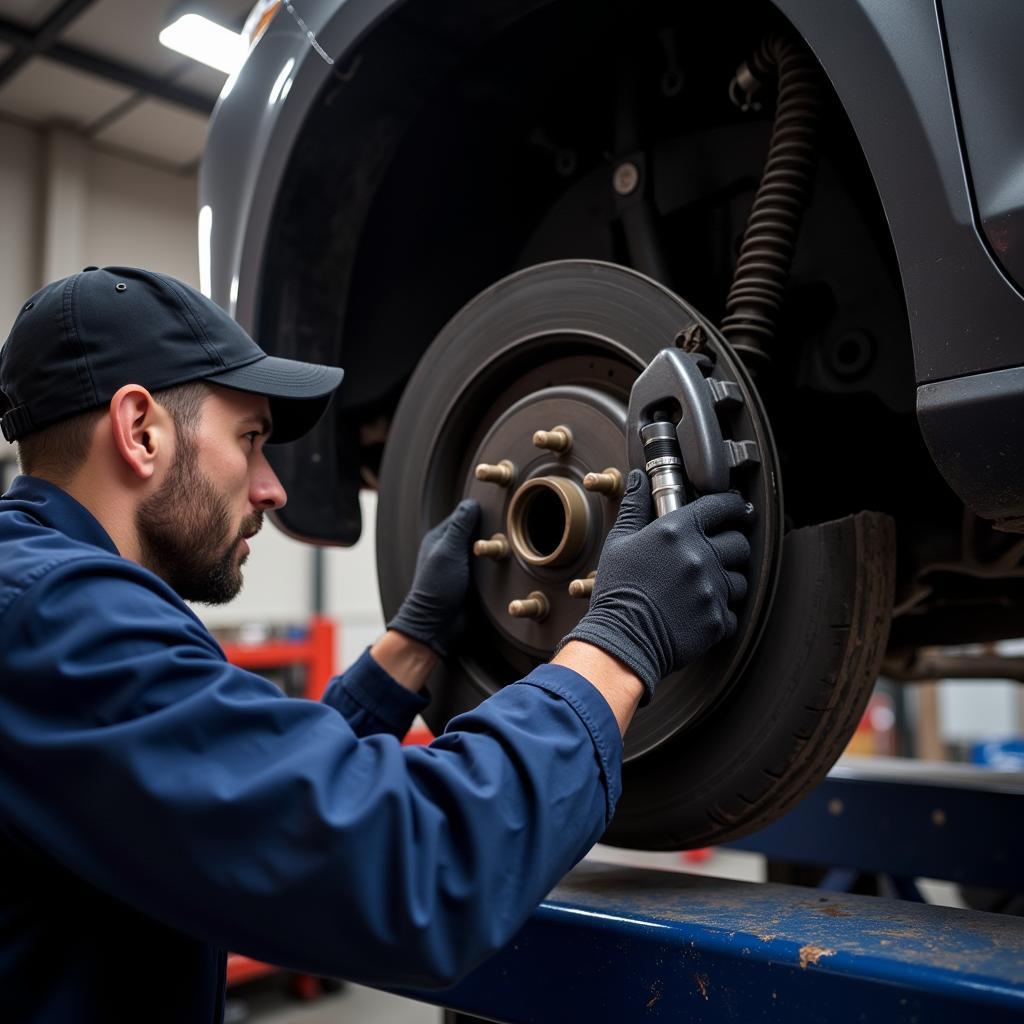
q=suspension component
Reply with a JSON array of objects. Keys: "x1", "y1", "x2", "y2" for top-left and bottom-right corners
[
  {"x1": 475, "y1": 460, "x2": 516, "y2": 486},
  {"x1": 473, "y1": 534, "x2": 510, "y2": 560},
  {"x1": 583, "y1": 468, "x2": 624, "y2": 497},
  {"x1": 532, "y1": 425, "x2": 573, "y2": 453},
  {"x1": 721, "y1": 33, "x2": 824, "y2": 366},
  {"x1": 508, "y1": 591, "x2": 550, "y2": 621}
]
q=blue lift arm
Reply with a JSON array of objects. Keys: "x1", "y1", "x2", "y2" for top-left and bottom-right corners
[
  {"x1": 727, "y1": 757, "x2": 1024, "y2": 892},
  {"x1": 401, "y1": 862, "x2": 1024, "y2": 1022}
]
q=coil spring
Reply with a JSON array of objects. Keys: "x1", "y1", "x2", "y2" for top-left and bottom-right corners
[{"x1": 721, "y1": 33, "x2": 824, "y2": 365}]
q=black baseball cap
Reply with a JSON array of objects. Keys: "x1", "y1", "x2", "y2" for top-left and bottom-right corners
[{"x1": 0, "y1": 266, "x2": 344, "y2": 444}]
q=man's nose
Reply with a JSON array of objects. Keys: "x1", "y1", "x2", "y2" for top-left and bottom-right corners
[{"x1": 251, "y1": 454, "x2": 287, "y2": 510}]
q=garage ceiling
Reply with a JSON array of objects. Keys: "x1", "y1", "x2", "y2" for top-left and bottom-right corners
[{"x1": 0, "y1": 0, "x2": 257, "y2": 171}]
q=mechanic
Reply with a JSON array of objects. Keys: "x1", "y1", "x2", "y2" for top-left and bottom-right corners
[{"x1": 0, "y1": 266, "x2": 751, "y2": 1022}]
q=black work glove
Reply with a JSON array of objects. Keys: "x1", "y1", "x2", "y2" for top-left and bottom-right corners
[
  {"x1": 387, "y1": 499, "x2": 481, "y2": 656},
  {"x1": 559, "y1": 469, "x2": 751, "y2": 703}
]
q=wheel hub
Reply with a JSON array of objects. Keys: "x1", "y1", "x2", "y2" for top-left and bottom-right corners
[{"x1": 467, "y1": 385, "x2": 626, "y2": 653}]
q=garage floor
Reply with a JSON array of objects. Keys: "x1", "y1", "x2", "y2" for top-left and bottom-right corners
[{"x1": 228, "y1": 981, "x2": 436, "y2": 1024}]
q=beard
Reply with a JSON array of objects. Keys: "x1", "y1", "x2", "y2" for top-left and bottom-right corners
[{"x1": 136, "y1": 432, "x2": 262, "y2": 605}]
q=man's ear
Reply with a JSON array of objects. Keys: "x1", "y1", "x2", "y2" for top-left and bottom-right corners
[{"x1": 108, "y1": 385, "x2": 172, "y2": 480}]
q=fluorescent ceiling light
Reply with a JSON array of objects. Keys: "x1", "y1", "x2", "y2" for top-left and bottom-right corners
[{"x1": 159, "y1": 13, "x2": 248, "y2": 75}]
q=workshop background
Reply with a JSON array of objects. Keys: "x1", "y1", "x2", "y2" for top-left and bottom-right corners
[{"x1": 0, "y1": 2, "x2": 1021, "y2": 1022}]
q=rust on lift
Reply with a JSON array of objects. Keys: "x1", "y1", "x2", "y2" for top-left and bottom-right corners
[
  {"x1": 645, "y1": 981, "x2": 662, "y2": 1010},
  {"x1": 546, "y1": 863, "x2": 1024, "y2": 980},
  {"x1": 817, "y1": 903, "x2": 852, "y2": 918},
  {"x1": 799, "y1": 944, "x2": 836, "y2": 969}
]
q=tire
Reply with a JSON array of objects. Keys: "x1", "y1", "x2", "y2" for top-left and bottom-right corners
[{"x1": 606, "y1": 509, "x2": 896, "y2": 848}]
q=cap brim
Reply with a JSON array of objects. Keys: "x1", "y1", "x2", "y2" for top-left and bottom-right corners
[{"x1": 207, "y1": 355, "x2": 344, "y2": 444}]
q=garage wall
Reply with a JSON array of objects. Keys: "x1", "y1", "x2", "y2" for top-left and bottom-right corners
[
  {"x1": 0, "y1": 121, "x2": 203, "y2": 313},
  {"x1": 85, "y1": 148, "x2": 201, "y2": 285},
  {"x1": 0, "y1": 120, "x2": 43, "y2": 327},
  {"x1": 0, "y1": 117, "x2": 384, "y2": 668}
]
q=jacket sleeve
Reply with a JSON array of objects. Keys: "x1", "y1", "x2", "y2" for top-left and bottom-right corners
[
  {"x1": 320, "y1": 648, "x2": 429, "y2": 740},
  {"x1": 0, "y1": 558, "x2": 622, "y2": 989}
]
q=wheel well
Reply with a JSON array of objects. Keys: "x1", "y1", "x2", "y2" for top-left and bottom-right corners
[{"x1": 259, "y1": 0, "x2": 924, "y2": 546}]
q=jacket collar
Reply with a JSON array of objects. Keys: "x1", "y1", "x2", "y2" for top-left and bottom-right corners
[{"x1": 1, "y1": 475, "x2": 120, "y2": 556}]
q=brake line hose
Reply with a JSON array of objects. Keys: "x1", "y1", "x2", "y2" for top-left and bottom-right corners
[{"x1": 721, "y1": 33, "x2": 824, "y2": 366}]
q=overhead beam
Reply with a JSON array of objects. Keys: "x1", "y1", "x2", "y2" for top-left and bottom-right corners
[
  {"x1": 0, "y1": 0, "x2": 98, "y2": 87},
  {"x1": 0, "y1": 4, "x2": 215, "y2": 116},
  {"x1": 49, "y1": 44, "x2": 216, "y2": 115}
]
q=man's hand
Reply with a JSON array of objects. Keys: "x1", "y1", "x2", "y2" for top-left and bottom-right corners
[
  {"x1": 387, "y1": 499, "x2": 481, "y2": 657},
  {"x1": 559, "y1": 469, "x2": 751, "y2": 705}
]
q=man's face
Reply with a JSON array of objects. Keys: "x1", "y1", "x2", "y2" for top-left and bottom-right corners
[{"x1": 136, "y1": 386, "x2": 286, "y2": 604}]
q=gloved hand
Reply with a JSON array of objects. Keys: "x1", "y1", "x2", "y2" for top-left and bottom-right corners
[
  {"x1": 559, "y1": 469, "x2": 751, "y2": 703},
  {"x1": 387, "y1": 499, "x2": 481, "y2": 656}
]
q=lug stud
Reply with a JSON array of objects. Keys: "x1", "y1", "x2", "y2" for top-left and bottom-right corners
[
  {"x1": 473, "y1": 534, "x2": 510, "y2": 560},
  {"x1": 475, "y1": 460, "x2": 515, "y2": 486},
  {"x1": 583, "y1": 468, "x2": 624, "y2": 497},
  {"x1": 532, "y1": 425, "x2": 573, "y2": 454},
  {"x1": 568, "y1": 572, "x2": 597, "y2": 599},
  {"x1": 508, "y1": 591, "x2": 550, "y2": 621}
]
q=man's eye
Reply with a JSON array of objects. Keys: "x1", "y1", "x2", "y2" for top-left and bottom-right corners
[{"x1": 243, "y1": 431, "x2": 260, "y2": 446}]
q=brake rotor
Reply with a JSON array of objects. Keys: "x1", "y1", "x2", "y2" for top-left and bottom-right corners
[{"x1": 447, "y1": 263, "x2": 781, "y2": 759}]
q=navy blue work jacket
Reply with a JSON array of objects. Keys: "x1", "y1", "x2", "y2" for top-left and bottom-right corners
[{"x1": 0, "y1": 476, "x2": 622, "y2": 1022}]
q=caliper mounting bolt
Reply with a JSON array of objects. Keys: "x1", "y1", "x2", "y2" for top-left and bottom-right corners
[
  {"x1": 532, "y1": 425, "x2": 573, "y2": 453},
  {"x1": 473, "y1": 534, "x2": 510, "y2": 560},
  {"x1": 508, "y1": 591, "x2": 550, "y2": 621},
  {"x1": 475, "y1": 460, "x2": 516, "y2": 486},
  {"x1": 583, "y1": 468, "x2": 624, "y2": 497}
]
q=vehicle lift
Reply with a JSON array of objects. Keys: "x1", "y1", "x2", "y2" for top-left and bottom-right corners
[
  {"x1": 394, "y1": 351, "x2": 1024, "y2": 1021},
  {"x1": 396, "y1": 757, "x2": 1024, "y2": 1022}
]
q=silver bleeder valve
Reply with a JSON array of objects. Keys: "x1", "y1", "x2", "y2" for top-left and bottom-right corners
[{"x1": 640, "y1": 420, "x2": 688, "y2": 516}]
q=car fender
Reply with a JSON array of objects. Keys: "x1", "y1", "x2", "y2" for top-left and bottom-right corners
[{"x1": 201, "y1": 0, "x2": 401, "y2": 331}]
